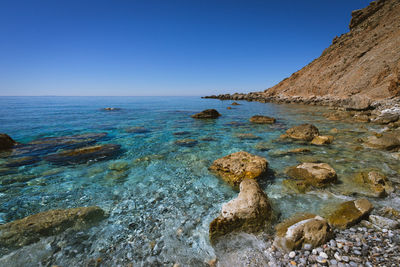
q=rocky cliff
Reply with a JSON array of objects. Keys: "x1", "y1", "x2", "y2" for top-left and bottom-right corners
[{"x1": 206, "y1": 0, "x2": 400, "y2": 109}]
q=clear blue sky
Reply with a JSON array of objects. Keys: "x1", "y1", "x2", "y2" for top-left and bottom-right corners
[{"x1": 0, "y1": 0, "x2": 371, "y2": 96}]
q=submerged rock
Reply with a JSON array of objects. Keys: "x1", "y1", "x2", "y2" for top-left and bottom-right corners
[
  {"x1": 231, "y1": 102, "x2": 240, "y2": 105},
  {"x1": 286, "y1": 124, "x2": 320, "y2": 141},
  {"x1": 125, "y1": 127, "x2": 150, "y2": 134},
  {"x1": 311, "y1": 135, "x2": 334, "y2": 145},
  {"x1": 364, "y1": 133, "x2": 400, "y2": 151},
  {"x1": 174, "y1": 139, "x2": 198, "y2": 147},
  {"x1": 11, "y1": 132, "x2": 109, "y2": 158},
  {"x1": 249, "y1": 115, "x2": 276, "y2": 124},
  {"x1": 4, "y1": 156, "x2": 40, "y2": 168},
  {"x1": 209, "y1": 151, "x2": 268, "y2": 187},
  {"x1": 326, "y1": 199, "x2": 373, "y2": 229},
  {"x1": 0, "y1": 206, "x2": 105, "y2": 248},
  {"x1": 209, "y1": 179, "x2": 272, "y2": 243},
  {"x1": 191, "y1": 109, "x2": 221, "y2": 119},
  {"x1": 354, "y1": 171, "x2": 394, "y2": 197},
  {"x1": 0, "y1": 133, "x2": 16, "y2": 151},
  {"x1": 286, "y1": 162, "x2": 337, "y2": 188},
  {"x1": 173, "y1": 131, "x2": 191, "y2": 136},
  {"x1": 269, "y1": 148, "x2": 311, "y2": 157},
  {"x1": 254, "y1": 142, "x2": 273, "y2": 151},
  {"x1": 274, "y1": 213, "x2": 333, "y2": 251},
  {"x1": 44, "y1": 144, "x2": 121, "y2": 165},
  {"x1": 235, "y1": 133, "x2": 261, "y2": 140}
]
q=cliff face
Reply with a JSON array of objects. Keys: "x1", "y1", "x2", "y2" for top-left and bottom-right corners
[{"x1": 262, "y1": 0, "x2": 400, "y2": 101}]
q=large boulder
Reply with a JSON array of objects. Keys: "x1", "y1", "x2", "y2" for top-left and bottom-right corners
[
  {"x1": 191, "y1": 109, "x2": 221, "y2": 119},
  {"x1": 343, "y1": 95, "x2": 372, "y2": 111},
  {"x1": 286, "y1": 163, "x2": 337, "y2": 188},
  {"x1": 327, "y1": 199, "x2": 373, "y2": 229},
  {"x1": 364, "y1": 133, "x2": 400, "y2": 151},
  {"x1": 209, "y1": 179, "x2": 272, "y2": 243},
  {"x1": 0, "y1": 206, "x2": 105, "y2": 248},
  {"x1": 209, "y1": 151, "x2": 268, "y2": 187},
  {"x1": 373, "y1": 113, "x2": 399, "y2": 124},
  {"x1": 354, "y1": 171, "x2": 394, "y2": 197},
  {"x1": 249, "y1": 115, "x2": 276, "y2": 124},
  {"x1": 274, "y1": 213, "x2": 333, "y2": 251},
  {"x1": 285, "y1": 124, "x2": 320, "y2": 141},
  {"x1": 311, "y1": 135, "x2": 334, "y2": 145},
  {"x1": 44, "y1": 144, "x2": 121, "y2": 165},
  {"x1": 0, "y1": 134, "x2": 16, "y2": 151}
]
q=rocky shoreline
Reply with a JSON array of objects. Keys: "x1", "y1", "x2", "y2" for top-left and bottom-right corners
[{"x1": 1, "y1": 103, "x2": 400, "y2": 266}]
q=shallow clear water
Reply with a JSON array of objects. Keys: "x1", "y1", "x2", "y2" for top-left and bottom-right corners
[{"x1": 0, "y1": 96, "x2": 399, "y2": 266}]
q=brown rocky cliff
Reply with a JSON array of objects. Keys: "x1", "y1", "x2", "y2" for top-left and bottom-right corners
[{"x1": 262, "y1": 0, "x2": 400, "y2": 102}]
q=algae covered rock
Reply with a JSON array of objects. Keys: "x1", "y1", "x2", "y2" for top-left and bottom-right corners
[
  {"x1": 311, "y1": 135, "x2": 334, "y2": 145},
  {"x1": 191, "y1": 109, "x2": 221, "y2": 119},
  {"x1": 125, "y1": 126, "x2": 150, "y2": 134},
  {"x1": 354, "y1": 171, "x2": 394, "y2": 197},
  {"x1": 249, "y1": 115, "x2": 276, "y2": 124},
  {"x1": 0, "y1": 133, "x2": 16, "y2": 151},
  {"x1": 44, "y1": 144, "x2": 121, "y2": 165},
  {"x1": 286, "y1": 162, "x2": 337, "y2": 188},
  {"x1": 209, "y1": 151, "x2": 268, "y2": 187},
  {"x1": 174, "y1": 139, "x2": 198, "y2": 147},
  {"x1": 209, "y1": 179, "x2": 272, "y2": 243},
  {"x1": 235, "y1": 133, "x2": 261, "y2": 140},
  {"x1": 274, "y1": 213, "x2": 333, "y2": 251},
  {"x1": 327, "y1": 199, "x2": 373, "y2": 229},
  {"x1": 286, "y1": 124, "x2": 320, "y2": 141},
  {"x1": 0, "y1": 206, "x2": 105, "y2": 248}
]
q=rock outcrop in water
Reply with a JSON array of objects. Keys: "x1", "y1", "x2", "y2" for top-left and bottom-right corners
[
  {"x1": 285, "y1": 162, "x2": 337, "y2": 192},
  {"x1": 0, "y1": 134, "x2": 16, "y2": 151},
  {"x1": 204, "y1": 0, "x2": 400, "y2": 108},
  {"x1": 354, "y1": 170, "x2": 394, "y2": 197},
  {"x1": 249, "y1": 115, "x2": 276, "y2": 124},
  {"x1": 191, "y1": 109, "x2": 221, "y2": 119},
  {"x1": 0, "y1": 206, "x2": 105, "y2": 248},
  {"x1": 209, "y1": 179, "x2": 272, "y2": 243},
  {"x1": 209, "y1": 151, "x2": 268, "y2": 187},
  {"x1": 274, "y1": 213, "x2": 333, "y2": 251},
  {"x1": 285, "y1": 124, "x2": 320, "y2": 141},
  {"x1": 326, "y1": 199, "x2": 373, "y2": 229}
]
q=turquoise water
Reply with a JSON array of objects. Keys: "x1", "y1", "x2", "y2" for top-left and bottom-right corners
[{"x1": 0, "y1": 96, "x2": 399, "y2": 266}]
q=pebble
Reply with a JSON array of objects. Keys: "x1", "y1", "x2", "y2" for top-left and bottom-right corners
[
  {"x1": 342, "y1": 256, "x2": 349, "y2": 262},
  {"x1": 330, "y1": 259, "x2": 338, "y2": 265},
  {"x1": 334, "y1": 252, "x2": 342, "y2": 261},
  {"x1": 316, "y1": 256, "x2": 327, "y2": 264},
  {"x1": 319, "y1": 252, "x2": 328, "y2": 259},
  {"x1": 289, "y1": 251, "x2": 296, "y2": 258},
  {"x1": 303, "y1": 243, "x2": 312, "y2": 250}
]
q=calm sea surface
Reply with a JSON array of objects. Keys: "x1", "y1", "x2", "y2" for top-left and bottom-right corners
[{"x1": 0, "y1": 96, "x2": 398, "y2": 266}]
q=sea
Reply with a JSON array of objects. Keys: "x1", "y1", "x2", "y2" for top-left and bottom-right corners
[{"x1": 0, "y1": 96, "x2": 399, "y2": 266}]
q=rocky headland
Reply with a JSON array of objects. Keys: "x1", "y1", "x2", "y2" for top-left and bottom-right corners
[{"x1": 204, "y1": 0, "x2": 400, "y2": 122}]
